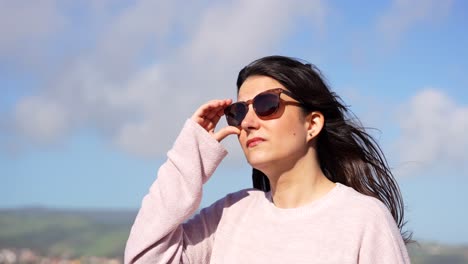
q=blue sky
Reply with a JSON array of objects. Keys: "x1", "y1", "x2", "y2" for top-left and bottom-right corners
[{"x1": 1, "y1": 0, "x2": 467, "y2": 245}]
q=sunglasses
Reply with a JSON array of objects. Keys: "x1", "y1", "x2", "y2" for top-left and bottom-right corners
[{"x1": 224, "y1": 88, "x2": 302, "y2": 126}]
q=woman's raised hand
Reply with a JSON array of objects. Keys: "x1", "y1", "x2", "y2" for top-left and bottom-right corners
[{"x1": 191, "y1": 99, "x2": 240, "y2": 142}]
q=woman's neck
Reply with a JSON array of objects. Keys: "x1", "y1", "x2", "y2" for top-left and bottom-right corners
[{"x1": 267, "y1": 152, "x2": 335, "y2": 209}]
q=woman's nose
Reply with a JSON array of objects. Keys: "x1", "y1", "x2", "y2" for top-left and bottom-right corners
[{"x1": 241, "y1": 105, "x2": 260, "y2": 130}]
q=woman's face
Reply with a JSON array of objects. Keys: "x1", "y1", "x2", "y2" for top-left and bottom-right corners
[{"x1": 237, "y1": 75, "x2": 311, "y2": 173}]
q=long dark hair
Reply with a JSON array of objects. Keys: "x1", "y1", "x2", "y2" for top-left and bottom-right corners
[{"x1": 237, "y1": 55, "x2": 412, "y2": 244}]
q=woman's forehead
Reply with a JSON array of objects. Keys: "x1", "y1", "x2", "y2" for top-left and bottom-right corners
[{"x1": 237, "y1": 76, "x2": 285, "y2": 100}]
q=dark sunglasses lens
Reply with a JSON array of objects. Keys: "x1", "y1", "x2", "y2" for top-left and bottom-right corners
[
  {"x1": 224, "y1": 103, "x2": 247, "y2": 126},
  {"x1": 254, "y1": 93, "x2": 280, "y2": 117}
]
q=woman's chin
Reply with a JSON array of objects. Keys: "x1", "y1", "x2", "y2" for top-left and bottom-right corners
[{"x1": 246, "y1": 154, "x2": 273, "y2": 170}]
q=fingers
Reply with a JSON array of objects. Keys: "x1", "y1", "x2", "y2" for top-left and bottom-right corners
[
  {"x1": 191, "y1": 99, "x2": 232, "y2": 129},
  {"x1": 191, "y1": 99, "x2": 239, "y2": 141},
  {"x1": 192, "y1": 99, "x2": 231, "y2": 119},
  {"x1": 214, "y1": 126, "x2": 241, "y2": 142}
]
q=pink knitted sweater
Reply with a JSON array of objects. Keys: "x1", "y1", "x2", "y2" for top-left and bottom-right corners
[{"x1": 125, "y1": 119, "x2": 410, "y2": 264}]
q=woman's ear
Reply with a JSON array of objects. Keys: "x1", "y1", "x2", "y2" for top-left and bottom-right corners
[{"x1": 306, "y1": 111, "x2": 324, "y2": 142}]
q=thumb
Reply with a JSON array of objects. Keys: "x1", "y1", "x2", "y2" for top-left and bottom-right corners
[{"x1": 214, "y1": 126, "x2": 240, "y2": 142}]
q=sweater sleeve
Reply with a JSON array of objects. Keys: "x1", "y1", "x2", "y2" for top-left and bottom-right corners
[
  {"x1": 358, "y1": 200, "x2": 411, "y2": 264},
  {"x1": 124, "y1": 119, "x2": 228, "y2": 264}
]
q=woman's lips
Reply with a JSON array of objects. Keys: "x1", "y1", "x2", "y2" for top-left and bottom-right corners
[{"x1": 246, "y1": 137, "x2": 265, "y2": 148}]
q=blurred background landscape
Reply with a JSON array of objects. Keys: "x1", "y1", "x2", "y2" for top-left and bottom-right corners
[{"x1": 1, "y1": 0, "x2": 467, "y2": 263}]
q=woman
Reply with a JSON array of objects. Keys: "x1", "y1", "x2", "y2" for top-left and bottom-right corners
[{"x1": 125, "y1": 55, "x2": 412, "y2": 263}]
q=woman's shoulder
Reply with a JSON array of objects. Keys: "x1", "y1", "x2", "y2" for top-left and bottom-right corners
[
  {"x1": 198, "y1": 188, "x2": 267, "y2": 222},
  {"x1": 334, "y1": 183, "x2": 409, "y2": 261},
  {"x1": 334, "y1": 183, "x2": 394, "y2": 222},
  {"x1": 219, "y1": 188, "x2": 268, "y2": 207}
]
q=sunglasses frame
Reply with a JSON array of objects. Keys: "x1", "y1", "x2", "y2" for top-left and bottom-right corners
[{"x1": 224, "y1": 88, "x2": 302, "y2": 126}]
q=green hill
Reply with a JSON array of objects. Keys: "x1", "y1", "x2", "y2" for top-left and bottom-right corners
[
  {"x1": 407, "y1": 242, "x2": 468, "y2": 264},
  {"x1": 1, "y1": 208, "x2": 467, "y2": 263},
  {"x1": 0, "y1": 208, "x2": 136, "y2": 259}
]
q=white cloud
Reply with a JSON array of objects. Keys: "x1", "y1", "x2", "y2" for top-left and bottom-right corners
[
  {"x1": 181, "y1": 0, "x2": 326, "y2": 66},
  {"x1": 0, "y1": 0, "x2": 65, "y2": 63},
  {"x1": 3, "y1": 0, "x2": 328, "y2": 158},
  {"x1": 14, "y1": 96, "x2": 70, "y2": 144},
  {"x1": 377, "y1": 0, "x2": 453, "y2": 47},
  {"x1": 112, "y1": 0, "x2": 328, "y2": 157},
  {"x1": 395, "y1": 89, "x2": 468, "y2": 175}
]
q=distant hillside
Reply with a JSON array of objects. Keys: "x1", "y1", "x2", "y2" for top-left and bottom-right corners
[
  {"x1": 1, "y1": 208, "x2": 468, "y2": 263},
  {"x1": 407, "y1": 242, "x2": 468, "y2": 264},
  {"x1": 0, "y1": 207, "x2": 137, "y2": 259}
]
